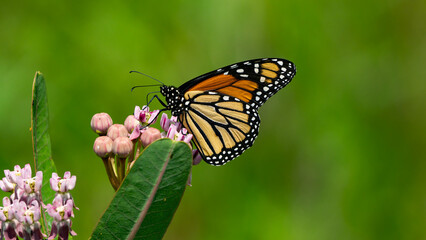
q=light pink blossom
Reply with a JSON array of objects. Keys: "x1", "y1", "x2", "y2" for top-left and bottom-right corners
[
  {"x1": 50, "y1": 172, "x2": 76, "y2": 193},
  {"x1": 0, "y1": 197, "x2": 14, "y2": 221},
  {"x1": 129, "y1": 105, "x2": 160, "y2": 140},
  {"x1": 45, "y1": 195, "x2": 77, "y2": 240}
]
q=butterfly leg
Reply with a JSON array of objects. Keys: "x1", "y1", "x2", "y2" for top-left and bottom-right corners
[
  {"x1": 144, "y1": 91, "x2": 161, "y2": 108},
  {"x1": 145, "y1": 94, "x2": 168, "y2": 109},
  {"x1": 140, "y1": 94, "x2": 169, "y2": 127}
]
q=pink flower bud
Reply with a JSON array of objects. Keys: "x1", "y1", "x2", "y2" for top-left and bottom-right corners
[
  {"x1": 112, "y1": 137, "x2": 133, "y2": 158},
  {"x1": 107, "y1": 124, "x2": 128, "y2": 141},
  {"x1": 91, "y1": 113, "x2": 113, "y2": 135},
  {"x1": 93, "y1": 136, "x2": 113, "y2": 158},
  {"x1": 140, "y1": 128, "x2": 161, "y2": 147},
  {"x1": 124, "y1": 115, "x2": 140, "y2": 133}
]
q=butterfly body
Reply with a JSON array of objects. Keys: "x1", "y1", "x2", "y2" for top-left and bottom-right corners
[{"x1": 160, "y1": 58, "x2": 296, "y2": 166}]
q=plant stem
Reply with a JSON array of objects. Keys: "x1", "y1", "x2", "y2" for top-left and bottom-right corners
[
  {"x1": 102, "y1": 156, "x2": 120, "y2": 190},
  {"x1": 117, "y1": 158, "x2": 126, "y2": 182}
]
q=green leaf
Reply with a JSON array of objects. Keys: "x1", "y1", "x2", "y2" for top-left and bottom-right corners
[
  {"x1": 31, "y1": 71, "x2": 57, "y2": 230},
  {"x1": 90, "y1": 138, "x2": 192, "y2": 240}
]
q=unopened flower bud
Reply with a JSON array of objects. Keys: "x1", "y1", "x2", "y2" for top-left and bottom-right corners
[
  {"x1": 93, "y1": 136, "x2": 113, "y2": 158},
  {"x1": 91, "y1": 113, "x2": 113, "y2": 135},
  {"x1": 124, "y1": 115, "x2": 140, "y2": 133},
  {"x1": 107, "y1": 124, "x2": 128, "y2": 141},
  {"x1": 140, "y1": 128, "x2": 161, "y2": 147},
  {"x1": 112, "y1": 137, "x2": 133, "y2": 158}
]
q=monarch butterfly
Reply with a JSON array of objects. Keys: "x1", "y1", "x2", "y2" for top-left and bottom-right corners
[{"x1": 156, "y1": 58, "x2": 296, "y2": 166}]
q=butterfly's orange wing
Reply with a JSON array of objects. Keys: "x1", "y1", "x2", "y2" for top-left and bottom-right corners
[{"x1": 165, "y1": 58, "x2": 296, "y2": 165}]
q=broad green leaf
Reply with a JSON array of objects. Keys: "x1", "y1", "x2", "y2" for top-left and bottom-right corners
[
  {"x1": 31, "y1": 71, "x2": 57, "y2": 230},
  {"x1": 90, "y1": 138, "x2": 192, "y2": 240}
]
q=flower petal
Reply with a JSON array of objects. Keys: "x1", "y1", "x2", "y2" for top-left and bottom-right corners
[
  {"x1": 0, "y1": 177, "x2": 14, "y2": 192},
  {"x1": 166, "y1": 124, "x2": 177, "y2": 139},
  {"x1": 52, "y1": 172, "x2": 59, "y2": 179},
  {"x1": 148, "y1": 110, "x2": 160, "y2": 124},
  {"x1": 133, "y1": 106, "x2": 141, "y2": 119},
  {"x1": 67, "y1": 176, "x2": 77, "y2": 191},
  {"x1": 183, "y1": 133, "x2": 193, "y2": 143},
  {"x1": 50, "y1": 176, "x2": 59, "y2": 192},
  {"x1": 22, "y1": 164, "x2": 32, "y2": 179},
  {"x1": 129, "y1": 126, "x2": 141, "y2": 140},
  {"x1": 35, "y1": 171, "x2": 43, "y2": 191},
  {"x1": 160, "y1": 113, "x2": 170, "y2": 131}
]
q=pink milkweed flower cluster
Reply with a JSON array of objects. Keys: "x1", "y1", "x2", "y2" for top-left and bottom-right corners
[
  {"x1": 0, "y1": 164, "x2": 77, "y2": 240},
  {"x1": 91, "y1": 106, "x2": 203, "y2": 189},
  {"x1": 0, "y1": 164, "x2": 42, "y2": 203},
  {"x1": 160, "y1": 114, "x2": 192, "y2": 143},
  {"x1": 91, "y1": 107, "x2": 160, "y2": 190}
]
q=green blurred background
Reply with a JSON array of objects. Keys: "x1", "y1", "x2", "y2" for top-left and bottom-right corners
[{"x1": 1, "y1": 0, "x2": 425, "y2": 239}]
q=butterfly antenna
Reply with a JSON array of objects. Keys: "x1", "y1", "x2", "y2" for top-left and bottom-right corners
[
  {"x1": 131, "y1": 85, "x2": 162, "y2": 92},
  {"x1": 129, "y1": 70, "x2": 165, "y2": 85}
]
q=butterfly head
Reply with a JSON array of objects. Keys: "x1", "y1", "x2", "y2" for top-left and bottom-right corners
[{"x1": 160, "y1": 85, "x2": 185, "y2": 116}]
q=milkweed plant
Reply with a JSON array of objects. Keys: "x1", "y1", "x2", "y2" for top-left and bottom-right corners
[
  {"x1": 0, "y1": 72, "x2": 196, "y2": 239},
  {"x1": 91, "y1": 106, "x2": 201, "y2": 190},
  {"x1": 0, "y1": 166, "x2": 77, "y2": 240}
]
